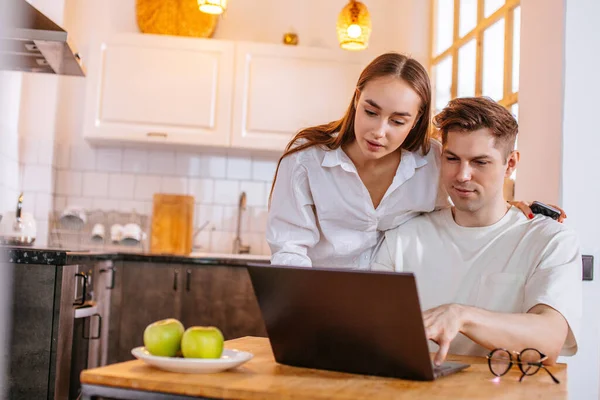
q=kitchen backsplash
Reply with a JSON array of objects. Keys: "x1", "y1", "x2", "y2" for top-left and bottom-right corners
[{"x1": 17, "y1": 138, "x2": 278, "y2": 255}]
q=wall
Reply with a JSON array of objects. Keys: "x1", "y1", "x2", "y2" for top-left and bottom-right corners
[
  {"x1": 0, "y1": 72, "x2": 22, "y2": 218},
  {"x1": 517, "y1": 0, "x2": 600, "y2": 398},
  {"x1": 560, "y1": 0, "x2": 600, "y2": 398},
  {"x1": 10, "y1": 0, "x2": 429, "y2": 253},
  {"x1": 108, "y1": 0, "x2": 431, "y2": 65}
]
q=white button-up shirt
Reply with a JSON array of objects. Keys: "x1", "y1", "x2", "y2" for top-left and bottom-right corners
[{"x1": 267, "y1": 139, "x2": 446, "y2": 269}]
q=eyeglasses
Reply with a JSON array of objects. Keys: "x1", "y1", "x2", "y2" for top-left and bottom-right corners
[{"x1": 486, "y1": 348, "x2": 560, "y2": 384}]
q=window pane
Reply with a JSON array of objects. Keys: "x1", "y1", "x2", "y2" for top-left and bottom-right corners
[
  {"x1": 511, "y1": 103, "x2": 519, "y2": 121},
  {"x1": 457, "y1": 40, "x2": 476, "y2": 97},
  {"x1": 459, "y1": 0, "x2": 478, "y2": 37},
  {"x1": 484, "y1": 0, "x2": 504, "y2": 18},
  {"x1": 434, "y1": 56, "x2": 453, "y2": 113},
  {"x1": 512, "y1": 6, "x2": 520, "y2": 93},
  {"x1": 482, "y1": 18, "x2": 505, "y2": 101},
  {"x1": 435, "y1": 0, "x2": 454, "y2": 54}
]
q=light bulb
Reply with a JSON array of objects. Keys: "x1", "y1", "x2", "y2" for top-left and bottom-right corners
[{"x1": 347, "y1": 24, "x2": 362, "y2": 39}]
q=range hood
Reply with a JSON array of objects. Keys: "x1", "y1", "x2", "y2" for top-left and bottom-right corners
[{"x1": 0, "y1": 0, "x2": 85, "y2": 76}]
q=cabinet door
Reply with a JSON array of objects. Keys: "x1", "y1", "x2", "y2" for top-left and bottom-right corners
[
  {"x1": 83, "y1": 33, "x2": 235, "y2": 148},
  {"x1": 108, "y1": 262, "x2": 182, "y2": 363},
  {"x1": 231, "y1": 42, "x2": 368, "y2": 152},
  {"x1": 8, "y1": 264, "x2": 57, "y2": 399},
  {"x1": 180, "y1": 266, "x2": 267, "y2": 340}
]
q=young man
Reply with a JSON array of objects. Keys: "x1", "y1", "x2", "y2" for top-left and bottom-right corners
[{"x1": 372, "y1": 97, "x2": 582, "y2": 366}]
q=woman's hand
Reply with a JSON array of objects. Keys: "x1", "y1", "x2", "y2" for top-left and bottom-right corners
[{"x1": 508, "y1": 201, "x2": 567, "y2": 223}]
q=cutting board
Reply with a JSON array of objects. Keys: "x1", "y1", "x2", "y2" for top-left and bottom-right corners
[{"x1": 150, "y1": 194, "x2": 194, "y2": 255}]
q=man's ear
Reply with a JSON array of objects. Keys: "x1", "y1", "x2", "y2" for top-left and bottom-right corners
[{"x1": 505, "y1": 150, "x2": 520, "y2": 178}]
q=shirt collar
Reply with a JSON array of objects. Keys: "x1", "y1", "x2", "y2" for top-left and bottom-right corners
[{"x1": 321, "y1": 146, "x2": 429, "y2": 172}]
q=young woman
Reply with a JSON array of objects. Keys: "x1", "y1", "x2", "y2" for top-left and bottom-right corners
[{"x1": 266, "y1": 52, "x2": 562, "y2": 269}]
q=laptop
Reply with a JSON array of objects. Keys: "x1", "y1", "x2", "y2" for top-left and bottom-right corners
[{"x1": 246, "y1": 264, "x2": 470, "y2": 381}]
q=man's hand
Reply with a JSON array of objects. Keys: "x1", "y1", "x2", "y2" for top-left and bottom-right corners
[{"x1": 423, "y1": 304, "x2": 467, "y2": 366}]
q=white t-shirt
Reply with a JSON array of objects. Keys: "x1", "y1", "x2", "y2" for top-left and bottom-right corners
[
  {"x1": 267, "y1": 139, "x2": 448, "y2": 269},
  {"x1": 372, "y1": 207, "x2": 582, "y2": 357}
]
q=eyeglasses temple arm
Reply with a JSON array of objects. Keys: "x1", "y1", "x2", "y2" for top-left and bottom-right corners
[{"x1": 541, "y1": 366, "x2": 560, "y2": 384}]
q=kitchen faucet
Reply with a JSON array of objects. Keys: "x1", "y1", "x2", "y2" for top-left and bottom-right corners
[{"x1": 233, "y1": 192, "x2": 250, "y2": 254}]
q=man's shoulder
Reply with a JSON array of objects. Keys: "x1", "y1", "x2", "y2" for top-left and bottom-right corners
[
  {"x1": 385, "y1": 209, "x2": 446, "y2": 239},
  {"x1": 526, "y1": 214, "x2": 580, "y2": 248}
]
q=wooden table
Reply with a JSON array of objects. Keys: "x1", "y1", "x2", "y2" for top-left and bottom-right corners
[{"x1": 80, "y1": 336, "x2": 568, "y2": 400}]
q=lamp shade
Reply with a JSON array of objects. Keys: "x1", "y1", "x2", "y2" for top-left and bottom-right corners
[
  {"x1": 336, "y1": 0, "x2": 371, "y2": 51},
  {"x1": 198, "y1": 0, "x2": 227, "y2": 15}
]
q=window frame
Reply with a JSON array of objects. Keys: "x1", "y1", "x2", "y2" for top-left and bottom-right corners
[{"x1": 430, "y1": 0, "x2": 520, "y2": 109}]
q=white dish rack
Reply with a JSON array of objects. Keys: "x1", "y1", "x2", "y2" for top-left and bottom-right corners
[{"x1": 48, "y1": 209, "x2": 149, "y2": 252}]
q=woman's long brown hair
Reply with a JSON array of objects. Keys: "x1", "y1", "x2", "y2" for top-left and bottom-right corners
[{"x1": 268, "y1": 52, "x2": 432, "y2": 206}]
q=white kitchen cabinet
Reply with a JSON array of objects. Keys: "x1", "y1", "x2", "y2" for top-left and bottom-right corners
[
  {"x1": 83, "y1": 33, "x2": 235, "y2": 147},
  {"x1": 231, "y1": 42, "x2": 368, "y2": 152}
]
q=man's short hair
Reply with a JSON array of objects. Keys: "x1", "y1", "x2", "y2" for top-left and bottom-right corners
[{"x1": 433, "y1": 97, "x2": 518, "y2": 160}]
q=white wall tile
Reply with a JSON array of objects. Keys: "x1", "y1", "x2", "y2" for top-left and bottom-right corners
[
  {"x1": 56, "y1": 171, "x2": 82, "y2": 196},
  {"x1": 37, "y1": 139, "x2": 55, "y2": 166},
  {"x1": 66, "y1": 196, "x2": 93, "y2": 209},
  {"x1": 96, "y1": 148, "x2": 122, "y2": 172},
  {"x1": 176, "y1": 153, "x2": 203, "y2": 177},
  {"x1": 19, "y1": 137, "x2": 38, "y2": 164},
  {"x1": 54, "y1": 195, "x2": 67, "y2": 212},
  {"x1": 195, "y1": 204, "x2": 221, "y2": 227},
  {"x1": 213, "y1": 180, "x2": 240, "y2": 206},
  {"x1": 36, "y1": 220, "x2": 49, "y2": 247},
  {"x1": 70, "y1": 144, "x2": 97, "y2": 171},
  {"x1": 54, "y1": 143, "x2": 70, "y2": 169},
  {"x1": 22, "y1": 165, "x2": 53, "y2": 193},
  {"x1": 148, "y1": 151, "x2": 176, "y2": 175},
  {"x1": 240, "y1": 181, "x2": 266, "y2": 207},
  {"x1": 160, "y1": 177, "x2": 187, "y2": 194},
  {"x1": 210, "y1": 231, "x2": 235, "y2": 254},
  {"x1": 246, "y1": 233, "x2": 267, "y2": 255},
  {"x1": 248, "y1": 207, "x2": 268, "y2": 233},
  {"x1": 34, "y1": 193, "x2": 53, "y2": 221},
  {"x1": 221, "y1": 205, "x2": 250, "y2": 232},
  {"x1": 200, "y1": 155, "x2": 227, "y2": 179},
  {"x1": 82, "y1": 172, "x2": 109, "y2": 197},
  {"x1": 252, "y1": 157, "x2": 278, "y2": 182},
  {"x1": 188, "y1": 178, "x2": 214, "y2": 204},
  {"x1": 108, "y1": 174, "x2": 135, "y2": 200},
  {"x1": 227, "y1": 156, "x2": 252, "y2": 180},
  {"x1": 134, "y1": 175, "x2": 161, "y2": 201},
  {"x1": 92, "y1": 198, "x2": 121, "y2": 211},
  {"x1": 192, "y1": 230, "x2": 211, "y2": 252},
  {"x1": 119, "y1": 200, "x2": 150, "y2": 215},
  {"x1": 122, "y1": 149, "x2": 148, "y2": 173}
]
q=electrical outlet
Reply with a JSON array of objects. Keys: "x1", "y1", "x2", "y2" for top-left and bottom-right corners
[{"x1": 582, "y1": 255, "x2": 594, "y2": 281}]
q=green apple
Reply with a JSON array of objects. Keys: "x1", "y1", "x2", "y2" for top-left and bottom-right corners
[
  {"x1": 181, "y1": 326, "x2": 224, "y2": 359},
  {"x1": 143, "y1": 318, "x2": 185, "y2": 357}
]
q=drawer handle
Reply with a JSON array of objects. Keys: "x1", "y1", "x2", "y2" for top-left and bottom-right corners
[
  {"x1": 83, "y1": 313, "x2": 102, "y2": 340},
  {"x1": 73, "y1": 273, "x2": 87, "y2": 306},
  {"x1": 99, "y1": 266, "x2": 116, "y2": 289},
  {"x1": 147, "y1": 132, "x2": 168, "y2": 138},
  {"x1": 186, "y1": 269, "x2": 191, "y2": 292},
  {"x1": 173, "y1": 270, "x2": 179, "y2": 291}
]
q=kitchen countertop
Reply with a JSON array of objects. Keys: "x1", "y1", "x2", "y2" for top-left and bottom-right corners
[
  {"x1": 1, "y1": 246, "x2": 271, "y2": 266},
  {"x1": 80, "y1": 336, "x2": 568, "y2": 400}
]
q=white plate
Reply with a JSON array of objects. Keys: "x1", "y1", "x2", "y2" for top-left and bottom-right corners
[{"x1": 131, "y1": 347, "x2": 253, "y2": 374}]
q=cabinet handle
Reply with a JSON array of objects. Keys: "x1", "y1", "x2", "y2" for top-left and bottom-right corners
[
  {"x1": 74, "y1": 273, "x2": 87, "y2": 306},
  {"x1": 147, "y1": 132, "x2": 168, "y2": 138},
  {"x1": 186, "y1": 269, "x2": 191, "y2": 292},
  {"x1": 99, "y1": 266, "x2": 116, "y2": 289},
  {"x1": 83, "y1": 313, "x2": 102, "y2": 340},
  {"x1": 173, "y1": 270, "x2": 179, "y2": 291}
]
